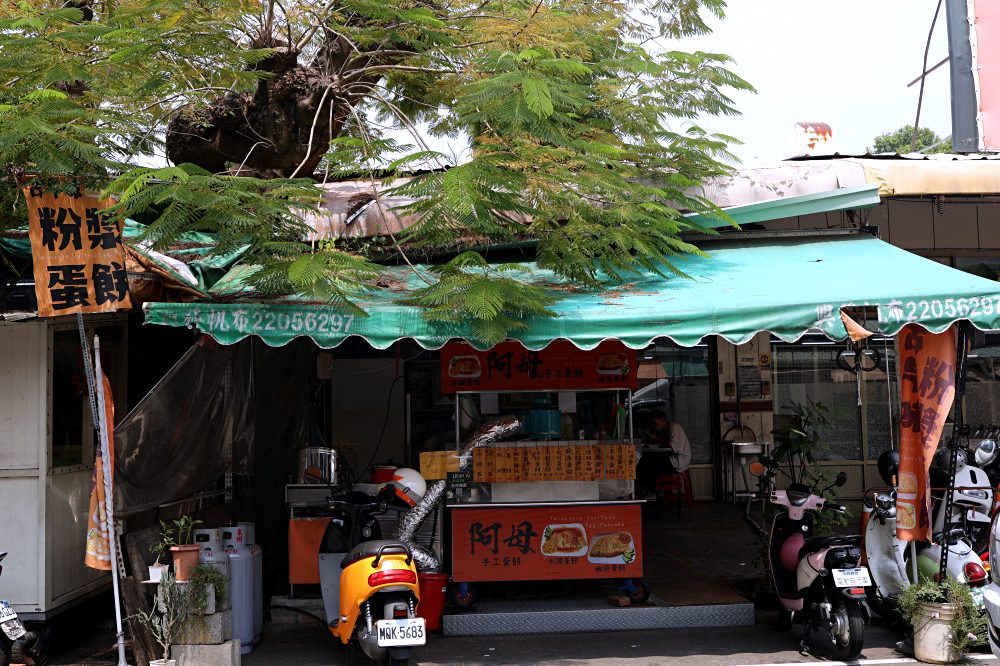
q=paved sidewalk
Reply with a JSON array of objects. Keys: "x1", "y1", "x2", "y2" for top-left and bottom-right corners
[{"x1": 241, "y1": 614, "x2": 942, "y2": 666}]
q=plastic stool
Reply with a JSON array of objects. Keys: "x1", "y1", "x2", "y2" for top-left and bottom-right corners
[{"x1": 656, "y1": 470, "x2": 694, "y2": 511}]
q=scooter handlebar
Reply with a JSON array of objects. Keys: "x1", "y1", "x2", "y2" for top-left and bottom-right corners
[{"x1": 823, "y1": 501, "x2": 846, "y2": 513}]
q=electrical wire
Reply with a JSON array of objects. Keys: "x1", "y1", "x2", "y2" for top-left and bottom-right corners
[
  {"x1": 912, "y1": 0, "x2": 944, "y2": 152},
  {"x1": 360, "y1": 374, "x2": 404, "y2": 479}
]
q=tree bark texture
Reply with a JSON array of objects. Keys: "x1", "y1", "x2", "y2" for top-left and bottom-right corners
[{"x1": 166, "y1": 37, "x2": 382, "y2": 179}]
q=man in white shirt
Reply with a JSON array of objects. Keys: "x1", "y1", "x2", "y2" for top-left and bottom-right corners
[{"x1": 644, "y1": 411, "x2": 692, "y2": 474}]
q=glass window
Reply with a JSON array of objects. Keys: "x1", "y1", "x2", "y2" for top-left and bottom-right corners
[
  {"x1": 863, "y1": 341, "x2": 899, "y2": 461},
  {"x1": 51, "y1": 326, "x2": 122, "y2": 470},
  {"x1": 956, "y1": 257, "x2": 1000, "y2": 281},
  {"x1": 965, "y1": 333, "x2": 1000, "y2": 429},
  {"x1": 634, "y1": 344, "x2": 713, "y2": 464},
  {"x1": 771, "y1": 342, "x2": 863, "y2": 461}
]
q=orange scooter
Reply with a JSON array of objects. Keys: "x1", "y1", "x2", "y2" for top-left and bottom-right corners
[{"x1": 318, "y1": 495, "x2": 424, "y2": 665}]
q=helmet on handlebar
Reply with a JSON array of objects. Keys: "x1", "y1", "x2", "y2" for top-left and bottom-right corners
[
  {"x1": 383, "y1": 467, "x2": 426, "y2": 507},
  {"x1": 877, "y1": 450, "x2": 899, "y2": 487}
]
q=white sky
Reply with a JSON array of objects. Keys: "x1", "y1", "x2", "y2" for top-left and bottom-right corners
[{"x1": 665, "y1": 0, "x2": 953, "y2": 164}]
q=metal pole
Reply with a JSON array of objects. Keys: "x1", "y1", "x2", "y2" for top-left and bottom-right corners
[
  {"x1": 939, "y1": 322, "x2": 969, "y2": 581},
  {"x1": 78, "y1": 318, "x2": 130, "y2": 666}
]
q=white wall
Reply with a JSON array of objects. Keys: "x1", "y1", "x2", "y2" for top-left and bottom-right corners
[
  {"x1": 331, "y1": 359, "x2": 406, "y2": 471},
  {"x1": 0, "y1": 322, "x2": 46, "y2": 469}
]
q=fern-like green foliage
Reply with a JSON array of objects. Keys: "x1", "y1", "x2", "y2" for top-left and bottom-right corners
[
  {"x1": 401, "y1": 251, "x2": 556, "y2": 346},
  {"x1": 0, "y1": 0, "x2": 753, "y2": 344}
]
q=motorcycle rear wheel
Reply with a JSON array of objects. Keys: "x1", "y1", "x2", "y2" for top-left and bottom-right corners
[{"x1": 832, "y1": 601, "x2": 864, "y2": 660}]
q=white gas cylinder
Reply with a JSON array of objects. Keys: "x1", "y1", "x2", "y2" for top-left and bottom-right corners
[
  {"x1": 194, "y1": 528, "x2": 230, "y2": 578},
  {"x1": 222, "y1": 526, "x2": 254, "y2": 654},
  {"x1": 238, "y1": 521, "x2": 263, "y2": 641}
]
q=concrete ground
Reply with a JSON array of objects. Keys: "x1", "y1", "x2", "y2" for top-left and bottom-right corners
[
  {"x1": 242, "y1": 614, "x2": 991, "y2": 666},
  {"x1": 48, "y1": 500, "x2": 993, "y2": 665}
]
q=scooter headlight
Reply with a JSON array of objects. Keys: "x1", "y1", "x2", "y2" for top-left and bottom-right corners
[
  {"x1": 990, "y1": 512, "x2": 1000, "y2": 581},
  {"x1": 960, "y1": 489, "x2": 990, "y2": 501}
]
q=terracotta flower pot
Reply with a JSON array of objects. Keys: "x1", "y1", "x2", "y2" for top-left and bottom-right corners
[{"x1": 170, "y1": 545, "x2": 200, "y2": 581}]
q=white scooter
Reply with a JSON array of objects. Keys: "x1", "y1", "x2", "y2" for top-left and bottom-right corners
[
  {"x1": 862, "y1": 451, "x2": 988, "y2": 618},
  {"x1": 930, "y1": 441, "x2": 996, "y2": 554},
  {"x1": 0, "y1": 552, "x2": 44, "y2": 666}
]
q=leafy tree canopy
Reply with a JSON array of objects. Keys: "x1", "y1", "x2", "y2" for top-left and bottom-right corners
[
  {"x1": 869, "y1": 125, "x2": 950, "y2": 155},
  {"x1": 0, "y1": 0, "x2": 752, "y2": 345}
]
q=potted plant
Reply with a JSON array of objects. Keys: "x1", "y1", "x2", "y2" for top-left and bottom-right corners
[
  {"x1": 898, "y1": 576, "x2": 986, "y2": 664},
  {"x1": 130, "y1": 571, "x2": 188, "y2": 665},
  {"x1": 187, "y1": 565, "x2": 228, "y2": 615},
  {"x1": 147, "y1": 520, "x2": 175, "y2": 582},
  {"x1": 168, "y1": 515, "x2": 202, "y2": 582}
]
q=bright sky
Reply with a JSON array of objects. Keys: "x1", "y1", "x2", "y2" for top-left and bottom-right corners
[{"x1": 667, "y1": 1, "x2": 953, "y2": 164}]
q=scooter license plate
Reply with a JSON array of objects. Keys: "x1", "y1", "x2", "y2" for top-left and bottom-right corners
[
  {"x1": 376, "y1": 618, "x2": 426, "y2": 647},
  {"x1": 831, "y1": 567, "x2": 872, "y2": 588}
]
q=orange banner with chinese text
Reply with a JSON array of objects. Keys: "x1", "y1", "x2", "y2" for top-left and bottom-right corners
[
  {"x1": 441, "y1": 340, "x2": 637, "y2": 393},
  {"x1": 24, "y1": 186, "x2": 131, "y2": 317},
  {"x1": 84, "y1": 369, "x2": 115, "y2": 570},
  {"x1": 895, "y1": 324, "x2": 957, "y2": 541},
  {"x1": 451, "y1": 504, "x2": 643, "y2": 581}
]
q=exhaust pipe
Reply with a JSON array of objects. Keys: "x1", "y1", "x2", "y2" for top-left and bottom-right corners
[{"x1": 394, "y1": 416, "x2": 522, "y2": 571}]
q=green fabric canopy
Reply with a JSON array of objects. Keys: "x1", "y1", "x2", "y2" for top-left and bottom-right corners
[{"x1": 143, "y1": 231, "x2": 1000, "y2": 350}]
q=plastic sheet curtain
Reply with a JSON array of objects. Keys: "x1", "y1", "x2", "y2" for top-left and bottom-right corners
[{"x1": 114, "y1": 336, "x2": 314, "y2": 516}]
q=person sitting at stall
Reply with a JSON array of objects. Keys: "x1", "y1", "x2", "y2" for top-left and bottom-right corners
[{"x1": 636, "y1": 411, "x2": 692, "y2": 496}]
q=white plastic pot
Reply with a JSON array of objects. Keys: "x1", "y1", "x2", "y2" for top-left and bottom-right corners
[
  {"x1": 148, "y1": 563, "x2": 168, "y2": 583},
  {"x1": 913, "y1": 601, "x2": 960, "y2": 664},
  {"x1": 151, "y1": 660, "x2": 176, "y2": 666}
]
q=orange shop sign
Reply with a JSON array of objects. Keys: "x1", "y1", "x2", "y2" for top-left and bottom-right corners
[
  {"x1": 24, "y1": 185, "x2": 131, "y2": 317},
  {"x1": 450, "y1": 504, "x2": 642, "y2": 582},
  {"x1": 440, "y1": 339, "x2": 637, "y2": 393}
]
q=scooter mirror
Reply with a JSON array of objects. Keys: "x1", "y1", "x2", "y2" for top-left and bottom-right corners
[
  {"x1": 747, "y1": 460, "x2": 766, "y2": 477},
  {"x1": 834, "y1": 471, "x2": 848, "y2": 487}
]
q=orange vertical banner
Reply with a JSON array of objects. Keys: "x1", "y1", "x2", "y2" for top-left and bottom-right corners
[
  {"x1": 85, "y1": 362, "x2": 115, "y2": 569},
  {"x1": 895, "y1": 324, "x2": 958, "y2": 542}
]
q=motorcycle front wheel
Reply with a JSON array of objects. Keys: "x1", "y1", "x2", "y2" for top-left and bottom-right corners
[{"x1": 832, "y1": 601, "x2": 864, "y2": 660}]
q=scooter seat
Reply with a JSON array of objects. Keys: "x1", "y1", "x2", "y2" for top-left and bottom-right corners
[
  {"x1": 340, "y1": 540, "x2": 409, "y2": 569},
  {"x1": 798, "y1": 535, "x2": 861, "y2": 560}
]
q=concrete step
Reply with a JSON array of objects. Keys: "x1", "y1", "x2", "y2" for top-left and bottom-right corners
[{"x1": 442, "y1": 594, "x2": 754, "y2": 636}]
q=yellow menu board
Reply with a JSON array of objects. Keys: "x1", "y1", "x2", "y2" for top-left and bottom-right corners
[{"x1": 471, "y1": 443, "x2": 636, "y2": 483}]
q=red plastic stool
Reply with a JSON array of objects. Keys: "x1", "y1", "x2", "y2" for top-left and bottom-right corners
[{"x1": 656, "y1": 470, "x2": 694, "y2": 511}]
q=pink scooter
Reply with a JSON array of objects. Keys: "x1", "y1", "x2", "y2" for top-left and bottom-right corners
[{"x1": 751, "y1": 469, "x2": 870, "y2": 659}]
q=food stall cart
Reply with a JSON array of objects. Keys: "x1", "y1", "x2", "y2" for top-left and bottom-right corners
[{"x1": 432, "y1": 340, "x2": 648, "y2": 605}]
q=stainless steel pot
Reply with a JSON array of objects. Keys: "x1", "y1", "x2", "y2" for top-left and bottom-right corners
[{"x1": 295, "y1": 447, "x2": 339, "y2": 485}]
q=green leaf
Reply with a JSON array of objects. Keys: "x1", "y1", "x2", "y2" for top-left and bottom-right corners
[{"x1": 521, "y1": 78, "x2": 554, "y2": 118}]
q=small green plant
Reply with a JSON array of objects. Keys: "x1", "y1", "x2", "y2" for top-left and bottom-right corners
[
  {"x1": 898, "y1": 576, "x2": 987, "y2": 659},
  {"x1": 187, "y1": 565, "x2": 228, "y2": 615},
  {"x1": 148, "y1": 520, "x2": 176, "y2": 565},
  {"x1": 765, "y1": 400, "x2": 850, "y2": 533},
  {"x1": 130, "y1": 571, "x2": 188, "y2": 663},
  {"x1": 170, "y1": 515, "x2": 203, "y2": 547}
]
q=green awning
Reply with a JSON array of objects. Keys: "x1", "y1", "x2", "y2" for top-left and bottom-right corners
[
  {"x1": 143, "y1": 231, "x2": 1000, "y2": 350},
  {"x1": 684, "y1": 185, "x2": 881, "y2": 229}
]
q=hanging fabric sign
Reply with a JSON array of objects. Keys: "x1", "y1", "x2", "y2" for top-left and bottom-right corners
[
  {"x1": 23, "y1": 184, "x2": 131, "y2": 317},
  {"x1": 84, "y1": 349, "x2": 116, "y2": 570},
  {"x1": 895, "y1": 324, "x2": 957, "y2": 541}
]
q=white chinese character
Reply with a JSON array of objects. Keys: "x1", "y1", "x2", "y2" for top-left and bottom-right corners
[
  {"x1": 815, "y1": 304, "x2": 834, "y2": 325},
  {"x1": 232, "y1": 309, "x2": 249, "y2": 330},
  {"x1": 886, "y1": 299, "x2": 904, "y2": 323}
]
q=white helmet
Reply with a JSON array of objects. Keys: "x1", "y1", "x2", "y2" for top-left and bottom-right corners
[{"x1": 386, "y1": 468, "x2": 426, "y2": 507}]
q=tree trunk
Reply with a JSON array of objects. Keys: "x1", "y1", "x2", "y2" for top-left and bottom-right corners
[{"x1": 166, "y1": 37, "x2": 382, "y2": 179}]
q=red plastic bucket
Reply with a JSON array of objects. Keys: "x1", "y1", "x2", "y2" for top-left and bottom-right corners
[
  {"x1": 417, "y1": 573, "x2": 449, "y2": 631},
  {"x1": 371, "y1": 466, "x2": 397, "y2": 484}
]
